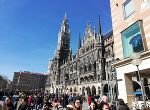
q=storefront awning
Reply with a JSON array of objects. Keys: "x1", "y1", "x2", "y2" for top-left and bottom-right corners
[{"x1": 134, "y1": 91, "x2": 142, "y2": 95}]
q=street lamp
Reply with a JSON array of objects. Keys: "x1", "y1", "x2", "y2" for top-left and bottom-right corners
[{"x1": 130, "y1": 53, "x2": 147, "y2": 109}]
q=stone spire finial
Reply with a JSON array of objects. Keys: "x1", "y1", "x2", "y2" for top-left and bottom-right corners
[
  {"x1": 64, "y1": 12, "x2": 67, "y2": 20},
  {"x1": 98, "y1": 16, "x2": 102, "y2": 35},
  {"x1": 78, "y1": 33, "x2": 81, "y2": 49}
]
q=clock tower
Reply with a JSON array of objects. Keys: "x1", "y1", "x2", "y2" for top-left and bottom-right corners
[{"x1": 57, "y1": 13, "x2": 70, "y2": 66}]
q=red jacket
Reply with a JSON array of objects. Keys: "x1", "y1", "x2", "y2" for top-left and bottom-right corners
[{"x1": 88, "y1": 96, "x2": 92, "y2": 106}]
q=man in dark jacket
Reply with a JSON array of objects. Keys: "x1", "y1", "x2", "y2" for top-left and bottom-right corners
[{"x1": 116, "y1": 99, "x2": 129, "y2": 110}]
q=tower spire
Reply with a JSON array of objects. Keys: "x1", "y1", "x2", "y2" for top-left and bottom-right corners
[
  {"x1": 78, "y1": 33, "x2": 81, "y2": 49},
  {"x1": 98, "y1": 16, "x2": 102, "y2": 35},
  {"x1": 61, "y1": 13, "x2": 69, "y2": 33},
  {"x1": 64, "y1": 12, "x2": 67, "y2": 20}
]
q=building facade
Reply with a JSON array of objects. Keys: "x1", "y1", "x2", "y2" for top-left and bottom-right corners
[
  {"x1": 45, "y1": 14, "x2": 116, "y2": 101},
  {"x1": 0, "y1": 74, "x2": 8, "y2": 91},
  {"x1": 110, "y1": 0, "x2": 150, "y2": 107},
  {"x1": 12, "y1": 71, "x2": 47, "y2": 92}
]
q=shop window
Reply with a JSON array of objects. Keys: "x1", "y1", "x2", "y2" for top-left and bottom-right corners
[
  {"x1": 123, "y1": 0, "x2": 135, "y2": 19},
  {"x1": 121, "y1": 21, "x2": 144, "y2": 58}
]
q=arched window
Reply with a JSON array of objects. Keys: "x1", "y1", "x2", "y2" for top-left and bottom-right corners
[
  {"x1": 88, "y1": 63, "x2": 92, "y2": 71},
  {"x1": 84, "y1": 65, "x2": 87, "y2": 72},
  {"x1": 98, "y1": 86, "x2": 101, "y2": 95},
  {"x1": 70, "y1": 88, "x2": 72, "y2": 93}
]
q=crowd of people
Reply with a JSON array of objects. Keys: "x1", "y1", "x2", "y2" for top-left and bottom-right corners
[{"x1": 0, "y1": 91, "x2": 130, "y2": 110}]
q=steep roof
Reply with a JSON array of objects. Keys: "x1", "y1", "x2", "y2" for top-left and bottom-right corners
[{"x1": 103, "y1": 30, "x2": 113, "y2": 40}]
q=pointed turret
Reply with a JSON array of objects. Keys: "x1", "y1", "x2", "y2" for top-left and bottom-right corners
[
  {"x1": 96, "y1": 16, "x2": 103, "y2": 45},
  {"x1": 98, "y1": 16, "x2": 102, "y2": 35},
  {"x1": 61, "y1": 13, "x2": 69, "y2": 33},
  {"x1": 64, "y1": 12, "x2": 67, "y2": 20},
  {"x1": 78, "y1": 33, "x2": 81, "y2": 49},
  {"x1": 85, "y1": 21, "x2": 92, "y2": 35}
]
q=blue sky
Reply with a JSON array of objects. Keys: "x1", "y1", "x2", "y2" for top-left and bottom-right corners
[{"x1": 0, "y1": 0, "x2": 112, "y2": 80}]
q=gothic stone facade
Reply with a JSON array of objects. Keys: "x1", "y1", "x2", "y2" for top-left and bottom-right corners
[{"x1": 45, "y1": 14, "x2": 116, "y2": 100}]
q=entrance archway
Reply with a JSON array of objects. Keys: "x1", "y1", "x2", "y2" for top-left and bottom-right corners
[
  {"x1": 103, "y1": 84, "x2": 108, "y2": 96},
  {"x1": 92, "y1": 86, "x2": 96, "y2": 95},
  {"x1": 98, "y1": 86, "x2": 101, "y2": 95},
  {"x1": 74, "y1": 87, "x2": 77, "y2": 93},
  {"x1": 56, "y1": 88, "x2": 58, "y2": 93},
  {"x1": 70, "y1": 88, "x2": 72, "y2": 93},
  {"x1": 86, "y1": 86, "x2": 91, "y2": 95},
  {"x1": 82, "y1": 87, "x2": 85, "y2": 95}
]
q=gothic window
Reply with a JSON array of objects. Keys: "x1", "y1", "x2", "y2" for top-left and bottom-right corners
[
  {"x1": 105, "y1": 50, "x2": 109, "y2": 58},
  {"x1": 70, "y1": 74, "x2": 72, "y2": 79},
  {"x1": 88, "y1": 63, "x2": 92, "y2": 71},
  {"x1": 84, "y1": 65, "x2": 87, "y2": 72},
  {"x1": 98, "y1": 86, "x2": 101, "y2": 94},
  {"x1": 70, "y1": 88, "x2": 72, "y2": 92},
  {"x1": 93, "y1": 61, "x2": 96, "y2": 71},
  {"x1": 91, "y1": 54, "x2": 94, "y2": 63},
  {"x1": 108, "y1": 49, "x2": 111, "y2": 57},
  {"x1": 90, "y1": 43, "x2": 92, "y2": 49}
]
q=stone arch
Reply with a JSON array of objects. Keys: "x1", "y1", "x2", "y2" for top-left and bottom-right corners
[
  {"x1": 86, "y1": 86, "x2": 91, "y2": 95},
  {"x1": 93, "y1": 61, "x2": 96, "y2": 72},
  {"x1": 84, "y1": 65, "x2": 87, "y2": 72},
  {"x1": 91, "y1": 86, "x2": 96, "y2": 95},
  {"x1": 70, "y1": 87, "x2": 72, "y2": 93},
  {"x1": 82, "y1": 86, "x2": 86, "y2": 95},
  {"x1": 112, "y1": 84, "x2": 118, "y2": 101},
  {"x1": 84, "y1": 76, "x2": 88, "y2": 81},
  {"x1": 74, "y1": 87, "x2": 77, "y2": 93},
  {"x1": 88, "y1": 63, "x2": 92, "y2": 71},
  {"x1": 56, "y1": 88, "x2": 58, "y2": 93},
  {"x1": 103, "y1": 84, "x2": 108, "y2": 96},
  {"x1": 80, "y1": 77, "x2": 84, "y2": 83},
  {"x1": 98, "y1": 86, "x2": 101, "y2": 95}
]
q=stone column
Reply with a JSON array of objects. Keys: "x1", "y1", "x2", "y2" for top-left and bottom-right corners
[{"x1": 125, "y1": 74, "x2": 134, "y2": 108}]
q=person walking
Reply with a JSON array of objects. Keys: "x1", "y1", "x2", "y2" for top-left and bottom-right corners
[
  {"x1": 116, "y1": 99, "x2": 130, "y2": 110},
  {"x1": 88, "y1": 94, "x2": 92, "y2": 106}
]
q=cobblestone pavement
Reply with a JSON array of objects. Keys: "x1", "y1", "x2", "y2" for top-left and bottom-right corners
[
  {"x1": 82, "y1": 101, "x2": 89, "y2": 110},
  {"x1": 32, "y1": 102, "x2": 89, "y2": 110}
]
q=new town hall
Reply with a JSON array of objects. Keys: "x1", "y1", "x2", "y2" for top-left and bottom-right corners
[{"x1": 45, "y1": 14, "x2": 117, "y2": 101}]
